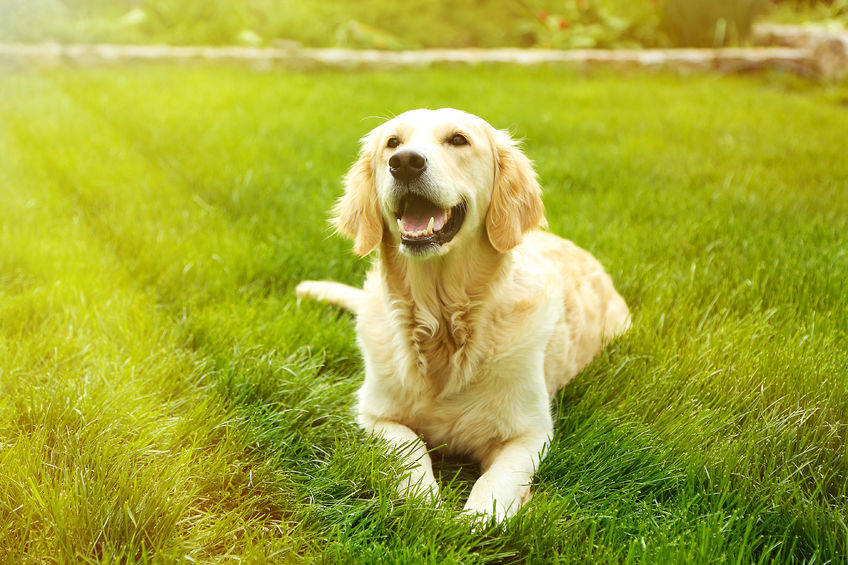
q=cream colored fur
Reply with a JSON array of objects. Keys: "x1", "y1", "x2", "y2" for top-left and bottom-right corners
[{"x1": 297, "y1": 108, "x2": 630, "y2": 522}]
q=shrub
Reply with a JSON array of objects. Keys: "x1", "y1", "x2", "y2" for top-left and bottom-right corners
[
  {"x1": 140, "y1": 0, "x2": 250, "y2": 45},
  {"x1": 529, "y1": 0, "x2": 663, "y2": 49},
  {"x1": 661, "y1": 0, "x2": 767, "y2": 47}
]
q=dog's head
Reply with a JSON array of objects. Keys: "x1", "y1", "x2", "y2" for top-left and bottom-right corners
[{"x1": 333, "y1": 108, "x2": 544, "y2": 257}]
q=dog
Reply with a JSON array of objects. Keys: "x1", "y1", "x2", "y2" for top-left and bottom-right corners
[{"x1": 297, "y1": 108, "x2": 630, "y2": 522}]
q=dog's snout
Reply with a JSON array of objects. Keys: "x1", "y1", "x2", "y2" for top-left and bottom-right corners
[{"x1": 389, "y1": 150, "x2": 427, "y2": 182}]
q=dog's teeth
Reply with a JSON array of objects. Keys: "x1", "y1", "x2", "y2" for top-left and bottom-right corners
[
  {"x1": 445, "y1": 208, "x2": 451, "y2": 220},
  {"x1": 427, "y1": 217, "x2": 434, "y2": 235},
  {"x1": 397, "y1": 219, "x2": 404, "y2": 233}
]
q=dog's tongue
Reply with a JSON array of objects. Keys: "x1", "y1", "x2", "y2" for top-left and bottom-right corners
[{"x1": 401, "y1": 195, "x2": 447, "y2": 232}]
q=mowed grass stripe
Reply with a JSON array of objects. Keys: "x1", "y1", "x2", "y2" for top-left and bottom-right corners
[
  {"x1": 0, "y1": 66, "x2": 845, "y2": 561},
  {"x1": 0, "y1": 77, "x2": 315, "y2": 561}
]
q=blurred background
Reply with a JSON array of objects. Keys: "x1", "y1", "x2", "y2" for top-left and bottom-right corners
[{"x1": 1, "y1": 0, "x2": 846, "y2": 49}]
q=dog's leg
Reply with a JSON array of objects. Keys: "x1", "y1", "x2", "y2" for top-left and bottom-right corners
[
  {"x1": 463, "y1": 433, "x2": 550, "y2": 522},
  {"x1": 362, "y1": 417, "x2": 440, "y2": 502}
]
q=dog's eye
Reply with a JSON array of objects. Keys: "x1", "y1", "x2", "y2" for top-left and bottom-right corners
[
  {"x1": 448, "y1": 133, "x2": 468, "y2": 146},
  {"x1": 386, "y1": 137, "x2": 400, "y2": 148}
]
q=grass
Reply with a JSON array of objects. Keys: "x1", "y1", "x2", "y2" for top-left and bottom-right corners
[{"x1": 0, "y1": 63, "x2": 846, "y2": 562}]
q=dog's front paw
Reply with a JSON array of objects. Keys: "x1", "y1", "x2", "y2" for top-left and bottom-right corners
[
  {"x1": 462, "y1": 497, "x2": 508, "y2": 524},
  {"x1": 463, "y1": 475, "x2": 531, "y2": 524}
]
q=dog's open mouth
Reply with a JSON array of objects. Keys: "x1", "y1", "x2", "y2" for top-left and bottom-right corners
[{"x1": 395, "y1": 193, "x2": 466, "y2": 252}]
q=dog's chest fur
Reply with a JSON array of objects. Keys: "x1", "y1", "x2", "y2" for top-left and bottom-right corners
[
  {"x1": 407, "y1": 298, "x2": 485, "y2": 394},
  {"x1": 356, "y1": 263, "x2": 556, "y2": 457}
]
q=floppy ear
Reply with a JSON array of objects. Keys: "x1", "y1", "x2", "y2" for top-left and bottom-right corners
[
  {"x1": 486, "y1": 129, "x2": 545, "y2": 253},
  {"x1": 332, "y1": 136, "x2": 384, "y2": 256}
]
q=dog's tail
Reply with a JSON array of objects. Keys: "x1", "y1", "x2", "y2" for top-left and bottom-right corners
[{"x1": 296, "y1": 280, "x2": 364, "y2": 314}]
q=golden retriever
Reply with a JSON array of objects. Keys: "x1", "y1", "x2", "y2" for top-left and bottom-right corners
[{"x1": 297, "y1": 108, "x2": 629, "y2": 522}]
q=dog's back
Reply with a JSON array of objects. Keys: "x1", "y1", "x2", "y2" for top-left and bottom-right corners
[{"x1": 520, "y1": 231, "x2": 630, "y2": 395}]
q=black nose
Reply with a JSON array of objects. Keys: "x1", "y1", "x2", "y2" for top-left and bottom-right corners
[{"x1": 389, "y1": 150, "x2": 427, "y2": 182}]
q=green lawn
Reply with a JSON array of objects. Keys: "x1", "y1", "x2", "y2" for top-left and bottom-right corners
[{"x1": 0, "y1": 64, "x2": 846, "y2": 562}]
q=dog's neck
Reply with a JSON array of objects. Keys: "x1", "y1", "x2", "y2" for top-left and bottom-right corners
[{"x1": 379, "y1": 236, "x2": 505, "y2": 312}]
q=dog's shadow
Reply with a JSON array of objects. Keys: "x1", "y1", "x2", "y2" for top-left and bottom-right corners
[{"x1": 429, "y1": 450, "x2": 482, "y2": 504}]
